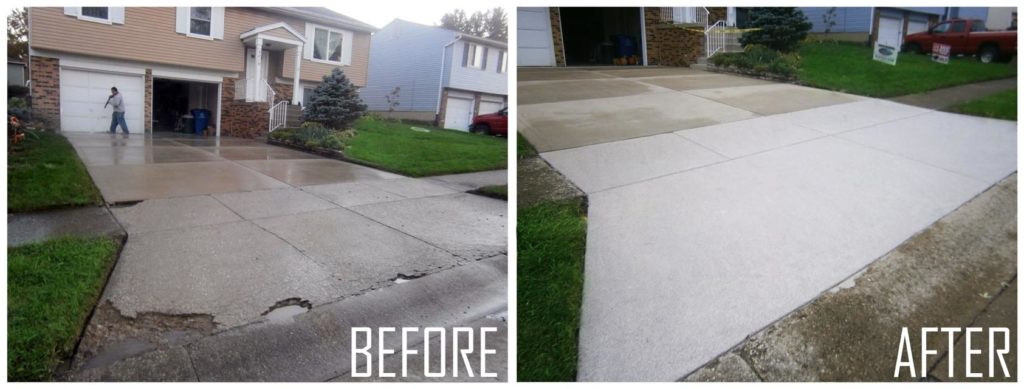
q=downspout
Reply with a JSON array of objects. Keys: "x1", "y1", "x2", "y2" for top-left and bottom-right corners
[{"x1": 436, "y1": 36, "x2": 461, "y2": 119}]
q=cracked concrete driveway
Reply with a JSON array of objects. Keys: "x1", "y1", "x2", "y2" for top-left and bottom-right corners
[
  {"x1": 63, "y1": 133, "x2": 507, "y2": 380},
  {"x1": 518, "y1": 67, "x2": 1017, "y2": 381}
]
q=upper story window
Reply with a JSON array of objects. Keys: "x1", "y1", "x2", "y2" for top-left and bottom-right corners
[
  {"x1": 464, "y1": 43, "x2": 486, "y2": 69},
  {"x1": 313, "y1": 27, "x2": 344, "y2": 62},
  {"x1": 64, "y1": 7, "x2": 124, "y2": 25},
  {"x1": 303, "y1": 23, "x2": 353, "y2": 65},
  {"x1": 190, "y1": 7, "x2": 212, "y2": 36},
  {"x1": 498, "y1": 50, "x2": 507, "y2": 73},
  {"x1": 81, "y1": 7, "x2": 109, "y2": 20},
  {"x1": 175, "y1": 7, "x2": 224, "y2": 40}
]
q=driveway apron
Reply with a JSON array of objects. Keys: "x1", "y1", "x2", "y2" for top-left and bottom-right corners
[
  {"x1": 518, "y1": 68, "x2": 1018, "y2": 381},
  {"x1": 63, "y1": 132, "x2": 508, "y2": 372}
]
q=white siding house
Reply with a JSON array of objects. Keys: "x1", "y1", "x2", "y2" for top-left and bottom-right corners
[{"x1": 361, "y1": 19, "x2": 507, "y2": 131}]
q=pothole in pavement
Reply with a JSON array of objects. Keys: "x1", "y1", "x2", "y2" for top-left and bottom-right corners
[
  {"x1": 261, "y1": 298, "x2": 312, "y2": 325},
  {"x1": 392, "y1": 272, "x2": 426, "y2": 284},
  {"x1": 70, "y1": 301, "x2": 217, "y2": 374}
]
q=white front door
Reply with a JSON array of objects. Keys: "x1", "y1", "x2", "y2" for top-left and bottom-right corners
[
  {"x1": 517, "y1": 7, "x2": 556, "y2": 66},
  {"x1": 443, "y1": 97, "x2": 474, "y2": 131},
  {"x1": 60, "y1": 68, "x2": 144, "y2": 132},
  {"x1": 245, "y1": 48, "x2": 270, "y2": 101}
]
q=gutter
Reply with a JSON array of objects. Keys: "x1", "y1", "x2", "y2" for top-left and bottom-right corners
[{"x1": 435, "y1": 36, "x2": 462, "y2": 116}]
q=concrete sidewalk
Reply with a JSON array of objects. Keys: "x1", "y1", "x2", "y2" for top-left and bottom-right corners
[
  {"x1": 518, "y1": 67, "x2": 1017, "y2": 381},
  {"x1": 889, "y1": 77, "x2": 1017, "y2": 110}
]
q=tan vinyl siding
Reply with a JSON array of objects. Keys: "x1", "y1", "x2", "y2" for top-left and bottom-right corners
[
  {"x1": 259, "y1": 26, "x2": 301, "y2": 41},
  {"x1": 30, "y1": 7, "x2": 369, "y2": 85}
]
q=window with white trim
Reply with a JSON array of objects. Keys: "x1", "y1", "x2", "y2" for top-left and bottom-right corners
[
  {"x1": 313, "y1": 27, "x2": 344, "y2": 63},
  {"x1": 81, "y1": 7, "x2": 109, "y2": 20},
  {"x1": 466, "y1": 43, "x2": 485, "y2": 69},
  {"x1": 190, "y1": 7, "x2": 212, "y2": 36},
  {"x1": 498, "y1": 50, "x2": 507, "y2": 73}
]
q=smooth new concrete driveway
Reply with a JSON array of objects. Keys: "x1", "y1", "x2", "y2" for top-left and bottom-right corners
[
  {"x1": 64, "y1": 132, "x2": 507, "y2": 374},
  {"x1": 519, "y1": 67, "x2": 1018, "y2": 381}
]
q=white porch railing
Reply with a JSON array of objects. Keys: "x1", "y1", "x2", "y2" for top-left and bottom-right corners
[
  {"x1": 269, "y1": 100, "x2": 287, "y2": 132},
  {"x1": 706, "y1": 20, "x2": 727, "y2": 58},
  {"x1": 264, "y1": 80, "x2": 276, "y2": 105}
]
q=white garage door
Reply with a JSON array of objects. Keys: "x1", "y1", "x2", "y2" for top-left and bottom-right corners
[
  {"x1": 907, "y1": 19, "x2": 929, "y2": 35},
  {"x1": 443, "y1": 97, "x2": 474, "y2": 131},
  {"x1": 61, "y1": 68, "x2": 144, "y2": 133},
  {"x1": 518, "y1": 7, "x2": 556, "y2": 66},
  {"x1": 877, "y1": 16, "x2": 904, "y2": 47},
  {"x1": 479, "y1": 100, "x2": 505, "y2": 115}
]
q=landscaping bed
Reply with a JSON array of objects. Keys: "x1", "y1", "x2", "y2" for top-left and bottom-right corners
[
  {"x1": 798, "y1": 41, "x2": 1017, "y2": 97},
  {"x1": 270, "y1": 117, "x2": 506, "y2": 177},
  {"x1": 949, "y1": 88, "x2": 1017, "y2": 121},
  {"x1": 8, "y1": 132, "x2": 103, "y2": 212},
  {"x1": 7, "y1": 236, "x2": 123, "y2": 381}
]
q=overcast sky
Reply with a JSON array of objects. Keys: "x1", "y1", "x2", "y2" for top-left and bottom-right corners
[{"x1": 330, "y1": 4, "x2": 499, "y2": 29}]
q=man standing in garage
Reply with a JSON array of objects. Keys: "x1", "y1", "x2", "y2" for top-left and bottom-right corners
[{"x1": 105, "y1": 86, "x2": 129, "y2": 134}]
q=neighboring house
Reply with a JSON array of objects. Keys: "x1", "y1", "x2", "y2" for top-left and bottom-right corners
[
  {"x1": 8, "y1": 59, "x2": 27, "y2": 86},
  {"x1": 27, "y1": 7, "x2": 375, "y2": 137},
  {"x1": 517, "y1": 7, "x2": 739, "y2": 68},
  {"x1": 800, "y1": 7, "x2": 1017, "y2": 47},
  {"x1": 360, "y1": 19, "x2": 507, "y2": 131}
]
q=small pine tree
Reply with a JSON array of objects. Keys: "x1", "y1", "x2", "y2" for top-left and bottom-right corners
[
  {"x1": 739, "y1": 7, "x2": 812, "y2": 53},
  {"x1": 303, "y1": 68, "x2": 367, "y2": 130}
]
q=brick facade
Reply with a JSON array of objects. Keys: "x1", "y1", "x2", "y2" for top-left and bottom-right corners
[
  {"x1": 144, "y1": 69, "x2": 153, "y2": 131},
  {"x1": 436, "y1": 88, "x2": 449, "y2": 127},
  {"x1": 220, "y1": 77, "x2": 269, "y2": 138},
  {"x1": 644, "y1": 9, "x2": 704, "y2": 67},
  {"x1": 550, "y1": 8, "x2": 567, "y2": 67},
  {"x1": 271, "y1": 82, "x2": 293, "y2": 103},
  {"x1": 29, "y1": 56, "x2": 61, "y2": 127}
]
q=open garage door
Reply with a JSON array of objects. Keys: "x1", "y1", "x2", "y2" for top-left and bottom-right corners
[{"x1": 60, "y1": 68, "x2": 144, "y2": 133}]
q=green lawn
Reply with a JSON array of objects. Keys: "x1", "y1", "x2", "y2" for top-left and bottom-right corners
[
  {"x1": 518, "y1": 199, "x2": 588, "y2": 382},
  {"x1": 517, "y1": 133, "x2": 538, "y2": 159},
  {"x1": 473, "y1": 185, "x2": 508, "y2": 200},
  {"x1": 8, "y1": 237, "x2": 120, "y2": 381},
  {"x1": 950, "y1": 89, "x2": 1017, "y2": 120},
  {"x1": 344, "y1": 118, "x2": 507, "y2": 177},
  {"x1": 8, "y1": 132, "x2": 102, "y2": 212},
  {"x1": 798, "y1": 42, "x2": 1017, "y2": 97}
]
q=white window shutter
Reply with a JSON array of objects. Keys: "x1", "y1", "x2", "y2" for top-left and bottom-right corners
[
  {"x1": 211, "y1": 7, "x2": 225, "y2": 39},
  {"x1": 175, "y1": 7, "x2": 188, "y2": 34},
  {"x1": 341, "y1": 30, "x2": 354, "y2": 66},
  {"x1": 303, "y1": 24, "x2": 314, "y2": 59},
  {"x1": 64, "y1": 7, "x2": 79, "y2": 17},
  {"x1": 110, "y1": 7, "x2": 125, "y2": 24}
]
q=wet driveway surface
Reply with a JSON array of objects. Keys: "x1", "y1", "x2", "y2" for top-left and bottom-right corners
[
  {"x1": 64, "y1": 132, "x2": 507, "y2": 374},
  {"x1": 518, "y1": 67, "x2": 1018, "y2": 381}
]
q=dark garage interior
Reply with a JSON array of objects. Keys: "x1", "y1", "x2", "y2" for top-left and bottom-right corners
[
  {"x1": 152, "y1": 78, "x2": 218, "y2": 133},
  {"x1": 559, "y1": 7, "x2": 643, "y2": 66}
]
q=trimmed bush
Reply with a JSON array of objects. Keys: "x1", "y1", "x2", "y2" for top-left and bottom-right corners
[
  {"x1": 303, "y1": 68, "x2": 367, "y2": 130},
  {"x1": 710, "y1": 44, "x2": 800, "y2": 79},
  {"x1": 739, "y1": 7, "x2": 812, "y2": 52},
  {"x1": 8, "y1": 85, "x2": 29, "y2": 98}
]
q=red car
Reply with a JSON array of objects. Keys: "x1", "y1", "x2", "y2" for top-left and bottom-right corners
[{"x1": 470, "y1": 107, "x2": 507, "y2": 137}]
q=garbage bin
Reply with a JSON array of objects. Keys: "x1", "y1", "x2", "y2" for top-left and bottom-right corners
[
  {"x1": 613, "y1": 35, "x2": 636, "y2": 58},
  {"x1": 191, "y1": 109, "x2": 210, "y2": 135}
]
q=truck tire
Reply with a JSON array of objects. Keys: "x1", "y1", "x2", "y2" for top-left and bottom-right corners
[
  {"x1": 979, "y1": 45, "x2": 999, "y2": 63},
  {"x1": 471, "y1": 124, "x2": 491, "y2": 135}
]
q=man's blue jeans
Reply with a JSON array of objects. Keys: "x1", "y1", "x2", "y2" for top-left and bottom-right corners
[{"x1": 109, "y1": 111, "x2": 129, "y2": 134}]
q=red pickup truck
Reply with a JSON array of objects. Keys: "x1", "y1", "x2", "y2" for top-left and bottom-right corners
[{"x1": 902, "y1": 19, "x2": 1016, "y2": 63}]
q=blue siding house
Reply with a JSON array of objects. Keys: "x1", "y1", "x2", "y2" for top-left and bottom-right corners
[{"x1": 361, "y1": 19, "x2": 508, "y2": 131}]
